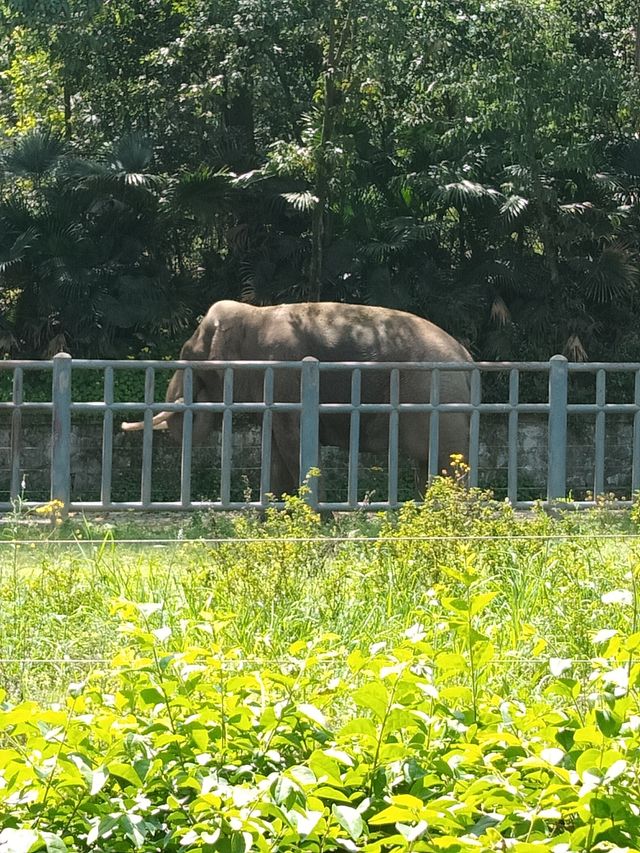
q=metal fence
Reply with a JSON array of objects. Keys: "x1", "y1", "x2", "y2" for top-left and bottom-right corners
[{"x1": 1, "y1": 352, "x2": 640, "y2": 512}]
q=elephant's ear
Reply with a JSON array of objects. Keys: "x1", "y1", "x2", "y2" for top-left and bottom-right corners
[{"x1": 179, "y1": 318, "x2": 215, "y2": 360}]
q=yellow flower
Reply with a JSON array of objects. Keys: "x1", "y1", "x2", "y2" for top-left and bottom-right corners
[
  {"x1": 449, "y1": 453, "x2": 470, "y2": 474},
  {"x1": 34, "y1": 499, "x2": 65, "y2": 518}
]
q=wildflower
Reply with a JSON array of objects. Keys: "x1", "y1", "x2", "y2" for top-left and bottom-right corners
[
  {"x1": 34, "y1": 499, "x2": 65, "y2": 518},
  {"x1": 449, "y1": 452, "x2": 470, "y2": 473},
  {"x1": 34, "y1": 499, "x2": 65, "y2": 525},
  {"x1": 404, "y1": 622, "x2": 426, "y2": 643},
  {"x1": 601, "y1": 589, "x2": 633, "y2": 606}
]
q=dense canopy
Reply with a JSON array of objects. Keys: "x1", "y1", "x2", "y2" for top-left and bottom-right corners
[{"x1": 0, "y1": 0, "x2": 639, "y2": 360}]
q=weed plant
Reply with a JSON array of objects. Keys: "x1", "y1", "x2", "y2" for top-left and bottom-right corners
[{"x1": 1, "y1": 474, "x2": 640, "y2": 849}]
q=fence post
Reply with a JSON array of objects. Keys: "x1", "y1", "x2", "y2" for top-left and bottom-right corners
[
  {"x1": 547, "y1": 354, "x2": 568, "y2": 503},
  {"x1": 299, "y1": 356, "x2": 320, "y2": 505},
  {"x1": 51, "y1": 352, "x2": 72, "y2": 514}
]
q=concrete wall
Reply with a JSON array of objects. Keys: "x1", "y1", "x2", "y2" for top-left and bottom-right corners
[{"x1": 0, "y1": 413, "x2": 635, "y2": 505}]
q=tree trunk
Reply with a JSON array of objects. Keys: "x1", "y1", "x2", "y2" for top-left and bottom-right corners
[
  {"x1": 63, "y1": 84, "x2": 72, "y2": 140},
  {"x1": 225, "y1": 83, "x2": 256, "y2": 160},
  {"x1": 522, "y1": 104, "x2": 560, "y2": 285},
  {"x1": 309, "y1": 0, "x2": 339, "y2": 301}
]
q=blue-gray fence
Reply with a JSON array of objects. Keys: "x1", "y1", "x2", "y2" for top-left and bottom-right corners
[{"x1": 1, "y1": 353, "x2": 640, "y2": 512}]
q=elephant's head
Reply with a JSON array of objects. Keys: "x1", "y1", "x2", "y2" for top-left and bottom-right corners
[{"x1": 121, "y1": 322, "x2": 219, "y2": 445}]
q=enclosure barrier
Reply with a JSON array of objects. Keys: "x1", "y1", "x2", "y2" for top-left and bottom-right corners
[{"x1": 1, "y1": 353, "x2": 640, "y2": 512}]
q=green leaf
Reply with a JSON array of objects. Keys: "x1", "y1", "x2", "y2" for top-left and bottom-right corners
[
  {"x1": 604, "y1": 758, "x2": 627, "y2": 782},
  {"x1": 435, "y1": 652, "x2": 467, "y2": 674},
  {"x1": 140, "y1": 687, "x2": 166, "y2": 705},
  {"x1": 107, "y1": 761, "x2": 143, "y2": 789},
  {"x1": 575, "y1": 748, "x2": 603, "y2": 780},
  {"x1": 397, "y1": 820, "x2": 428, "y2": 842},
  {"x1": 332, "y1": 805, "x2": 364, "y2": 840},
  {"x1": 90, "y1": 767, "x2": 108, "y2": 795},
  {"x1": 352, "y1": 682, "x2": 389, "y2": 721},
  {"x1": 469, "y1": 592, "x2": 498, "y2": 617},
  {"x1": 287, "y1": 809, "x2": 323, "y2": 838},
  {"x1": 369, "y1": 805, "x2": 416, "y2": 825},
  {"x1": 298, "y1": 703, "x2": 328, "y2": 728},
  {"x1": 120, "y1": 814, "x2": 146, "y2": 848},
  {"x1": 41, "y1": 835, "x2": 68, "y2": 853},
  {"x1": 595, "y1": 708, "x2": 622, "y2": 738},
  {"x1": 0, "y1": 829, "x2": 40, "y2": 853}
]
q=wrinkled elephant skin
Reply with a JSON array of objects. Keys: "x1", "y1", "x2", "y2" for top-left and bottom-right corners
[{"x1": 122, "y1": 300, "x2": 473, "y2": 497}]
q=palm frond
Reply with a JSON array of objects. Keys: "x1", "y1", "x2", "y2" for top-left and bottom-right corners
[
  {"x1": 583, "y1": 243, "x2": 639, "y2": 303},
  {"x1": 616, "y1": 140, "x2": 640, "y2": 179},
  {"x1": 500, "y1": 194, "x2": 529, "y2": 225},
  {"x1": 280, "y1": 191, "x2": 318, "y2": 211},
  {"x1": 109, "y1": 133, "x2": 154, "y2": 174},
  {"x1": 2, "y1": 129, "x2": 65, "y2": 181},
  {"x1": 564, "y1": 334, "x2": 588, "y2": 362},
  {"x1": 432, "y1": 179, "x2": 502, "y2": 209},
  {"x1": 490, "y1": 295, "x2": 512, "y2": 327},
  {"x1": 503, "y1": 164, "x2": 532, "y2": 182},
  {"x1": 384, "y1": 217, "x2": 436, "y2": 243},
  {"x1": 170, "y1": 167, "x2": 233, "y2": 220},
  {"x1": 359, "y1": 240, "x2": 398, "y2": 263},
  {"x1": 0, "y1": 227, "x2": 38, "y2": 273},
  {"x1": 558, "y1": 201, "x2": 594, "y2": 218},
  {"x1": 231, "y1": 169, "x2": 266, "y2": 188}
]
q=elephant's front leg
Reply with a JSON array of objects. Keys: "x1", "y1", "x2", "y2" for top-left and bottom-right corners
[{"x1": 267, "y1": 414, "x2": 300, "y2": 499}]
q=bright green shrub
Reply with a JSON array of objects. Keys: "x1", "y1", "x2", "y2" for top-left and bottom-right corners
[{"x1": 1, "y1": 588, "x2": 640, "y2": 851}]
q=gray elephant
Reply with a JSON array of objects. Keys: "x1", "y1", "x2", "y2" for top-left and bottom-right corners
[{"x1": 122, "y1": 300, "x2": 472, "y2": 497}]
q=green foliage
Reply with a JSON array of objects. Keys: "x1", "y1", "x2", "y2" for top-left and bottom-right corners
[
  {"x1": 2, "y1": 484, "x2": 640, "y2": 849},
  {"x1": 0, "y1": 0, "x2": 639, "y2": 359}
]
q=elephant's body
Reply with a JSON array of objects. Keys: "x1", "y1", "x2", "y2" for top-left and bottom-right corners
[{"x1": 125, "y1": 300, "x2": 473, "y2": 497}]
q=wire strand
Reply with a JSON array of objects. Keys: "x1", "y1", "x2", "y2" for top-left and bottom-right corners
[
  {"x1": 1, "y1": 532, "x2": 640, "y2": 545},
  {"x1": 0, "y1": 656, "x2": 633, "y2": 667}
]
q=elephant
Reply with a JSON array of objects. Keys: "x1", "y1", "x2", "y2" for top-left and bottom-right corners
[{"x1": 121, "y1": 300, "x2": 472, "y2": 498}]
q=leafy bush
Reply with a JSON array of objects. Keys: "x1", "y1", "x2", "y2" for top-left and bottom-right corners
[
  {"x1": 1, "y1": 479, "x2": 640, "y2": 849},
  {"x1": 1, "y1": 581, "x2": 640, "y2": 851}
]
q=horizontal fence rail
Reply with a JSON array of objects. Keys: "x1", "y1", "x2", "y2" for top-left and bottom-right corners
[{"x1": 2, "y1": 353, "x2": 640, "y2": 512}]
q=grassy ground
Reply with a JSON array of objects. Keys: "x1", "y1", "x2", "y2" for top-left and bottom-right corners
[
  {"x1": 1, "y1": 479, "x2": 638, "y2": 704},
  {"x1": 2, "y1": 478, "x2": 640, "y2": 849}
]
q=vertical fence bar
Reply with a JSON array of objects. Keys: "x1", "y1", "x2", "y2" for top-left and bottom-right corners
[
  {"x1": 300, "y1": 357, "x2": 320, "y2": 505},
  {"x1": 260, "y1": 368, "x2": 274, "y2": 504},
  {"x1": 141, "y1": 367, "x2": 155, "y2": 507},
  {"x1": 547, "y1": 355, "x2": 568, "y2": 502},
  {"x1": 388, "y1": 368, "x2": 400, "y2": 506},
  {"x1": 220, "y1": 368, "x2": 234, "y2": 506},
  {"x1": 100, "y1": 367, "x2": 114, "y2": 506},
  {"x1": 594, "y1": 369, "x2": 606, "y2": 496},
  {"x1": 468, "y1": 368, "x2": 481, "y2": 488},
  {"x1": 427, "y1": 368, "x2": 440, "y2": 479},
  {"x1": 633, "y1": 370, "x2": 640, "y2": 497},
  {"x1": 507, "y1": 369, "x2": 519, "y2": 504},
  {"x1": 347, "y1": 369, "x2": 361, "y2": 507},
  {"x1": 51, "y1": 352, "x2": 72, "y2": 512},
  {"x1": 180, "y1": 367, "x2": 193, "y2": 508},
  {"x1": 9, "y1": 367, "x2": 23, "y2": 501}
]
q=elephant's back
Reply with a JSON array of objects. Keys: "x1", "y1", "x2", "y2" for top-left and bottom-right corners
[{"x1": 250, "y1": 301, "x2": 472, "y2": 366}]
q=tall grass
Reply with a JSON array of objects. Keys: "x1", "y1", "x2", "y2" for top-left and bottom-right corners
[{"x1": 1, "y1": 476, "x2": 638, "y2": 703}]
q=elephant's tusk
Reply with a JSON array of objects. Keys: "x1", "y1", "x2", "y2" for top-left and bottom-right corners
[{"x1": 121, "y1": 411, "x2": 174, "y2": 432}]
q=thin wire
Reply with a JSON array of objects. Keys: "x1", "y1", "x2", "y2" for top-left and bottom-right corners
[
  {"x1": 0, "y1": 658, "x2": 109, "y2": 664},
  {"x1": 2, "y1": 533, "x2": 640, "y2": 545},
  {"x1": 0, "y1": 656, "x2": 634, "y2": 667}
]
